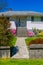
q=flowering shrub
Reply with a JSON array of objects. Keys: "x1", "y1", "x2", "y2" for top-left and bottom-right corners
[
  {"x1": 32, "y1": 28, "x2": 39, "y2": 35},
  {"x1": 38, "y1": 32, "x2": 43, "y2": 35},
  {"x1": 27, "y1": 31, "x2": 35, "y2": 37},
  {"x1": 37, "y1": 29, "x2": 42, "y2": 33},
  {"x1": 10, "y1": 29, "x2": 16, "y2": 36},
  {"x1": 29, "y1": 38, "x2": 43, "y2": 45}
]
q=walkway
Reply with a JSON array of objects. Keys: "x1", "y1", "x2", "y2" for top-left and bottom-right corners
[{"x1": 12, "y1": 37, "x2": 29, "y2": 58}]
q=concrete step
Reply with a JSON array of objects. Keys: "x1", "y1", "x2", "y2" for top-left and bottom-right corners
[{"x1": 16, "y1": 27, "x2": 27, "y2": 37}]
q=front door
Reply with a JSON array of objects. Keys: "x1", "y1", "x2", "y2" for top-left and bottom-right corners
[
  {"x1": 16, "y1": 17, "x2": 26, "y2": 27},
  {"x1": 19, "y1": 17, "x2": 26, "y2": 27}
]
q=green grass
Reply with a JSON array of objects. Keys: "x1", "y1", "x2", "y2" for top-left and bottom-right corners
[
  {"x1": 25, "y1": 37, "x2": 43, "y2": 46},
  {"x1": 0, "y1": 59, "x2": 43, "y2": 65}
]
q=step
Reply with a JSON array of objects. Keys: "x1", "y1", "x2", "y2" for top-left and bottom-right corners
[{"x1": 16, "y1": 27, "x2": 27, "y2": 37}]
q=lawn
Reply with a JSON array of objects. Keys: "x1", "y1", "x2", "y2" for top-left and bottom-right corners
[
  {"x1": 0, "y1": 59, "x2": 43, "y2": 65},
  {"x1": 25, "y1": 37, "x2": 43, "y2": 46}
]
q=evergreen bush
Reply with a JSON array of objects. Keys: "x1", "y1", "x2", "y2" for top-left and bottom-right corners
[{"x1": 0, "y1": 14, "x2": 11, "y2": 46}]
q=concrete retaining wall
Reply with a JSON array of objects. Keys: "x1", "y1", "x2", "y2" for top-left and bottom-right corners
[
  {"x1": 0, "y1": 46, "x2": 10, "y2": 58},
  {"x1": 28, "y1": 44, "x2": 43, "y2": 59}
]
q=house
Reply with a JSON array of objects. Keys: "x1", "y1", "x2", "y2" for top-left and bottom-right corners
[{"x1": 0, "y1": 11, "x2": 43, "y2": 36}]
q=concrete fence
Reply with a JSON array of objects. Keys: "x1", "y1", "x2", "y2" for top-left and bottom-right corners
[
  {"x1": 0, "y1": 46, "x2": 10, "y2": 58},
  {"x1": 28, "y1": 44, "x2": 43, "y2": 59}
]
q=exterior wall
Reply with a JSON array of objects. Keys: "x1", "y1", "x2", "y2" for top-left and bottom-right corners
[
  {"x1": 9, "y1": 16, "x2": 43, "y2": 30},
  {"x1": 26, "y1": 16, "x2": 43, "y2": 30},
  {"x1": 29, "y1": 49, "x2": 43, "y2": 59},
  {"x1": 10, "y1": 21, "x2": 16, "y2": 29},
  {"x1": 27, "y1": 21, "x2": 43, "y2": 30}
]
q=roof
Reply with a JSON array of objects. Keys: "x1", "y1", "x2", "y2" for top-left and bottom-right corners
[{"x1": 0, "y1": 11, "x2": 43, "y2": 16}]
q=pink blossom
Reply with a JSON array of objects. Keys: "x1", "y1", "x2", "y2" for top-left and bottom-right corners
[
  {"x1": 27, "y1": 31, "x2": 35, "y2": 36},
  {"x1": 10, "y1": 29, "x2": 16, "y2": 35}
]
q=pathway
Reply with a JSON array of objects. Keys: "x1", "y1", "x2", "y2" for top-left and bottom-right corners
[{"x1": 12, "y1": 37, "x2": 29, "y2": 58}]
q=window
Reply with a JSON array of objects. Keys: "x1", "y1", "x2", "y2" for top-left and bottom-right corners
[
  {"x1": 31, "y1": 16, "x2": 34, "y2": 21},
  {"x1": 34, "y1": 17, "x2": 41, "y2": 21},
  {"x1": 41, "y1": 17, "x2": 43, "y2": 21},
  {"x1": 31, "y1": 16, "x2": 41, "y2": 22},
  {"x1": 27, "y1": 16, "x2": 31, "y2": 21}
]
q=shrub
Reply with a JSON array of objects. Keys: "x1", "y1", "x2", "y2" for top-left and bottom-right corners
[
  {"x1": 0, "y1": 15, "x2": 11, "y2": 46},
  {"x1": 37, "y1": 29, "x2": 42, "y2": 33},
  {"x1": 10, "y1": 29, "x2": 16, "y2": 36},
  {"x1": 27, "y1": 31, "x2": 35, "y2": 37},
  {"x1": 32, "y1": 28, "x2": 39, "y2": 35},
  {"x1": 38, "y1": 32, "x2": 43, "y2": 35},
  {"x1": 36, "y1": 35, "x2": 43, "y2": 37},
  {"x1": 29, "y1": 38, "x2": 43, "y2": 45},
  {"x1": 9, "y1": 34, "x2": 17, "y2": 47},
  {"x1": 36, "y1": 31, "x2": 43, "y2": 37}
]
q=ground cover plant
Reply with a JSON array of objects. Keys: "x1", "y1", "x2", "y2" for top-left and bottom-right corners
[
  {"x1": 25, "y1": 37, "x2": 43, "y2": 46},
  {"x1": 0, "y1": 59, "x2": 43, "y2": 65},
  {"x1": 29, "y1": 38, "x2": 43, "y2": 45},
  {"x1": 27, "y1": 28, "x2": 43, "y2": 37},
  {"x1": 9, "y1": 34, "x2": 17, "y2": 47}
]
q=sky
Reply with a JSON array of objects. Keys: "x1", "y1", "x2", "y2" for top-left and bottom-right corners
[{"x1": 1, "y1": 0, "x2": 43, "y2": 12}]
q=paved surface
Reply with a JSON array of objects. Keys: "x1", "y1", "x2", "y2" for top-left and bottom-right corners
[{"x1": 12, "y1": 37, "x2": 29, "y2": 58}]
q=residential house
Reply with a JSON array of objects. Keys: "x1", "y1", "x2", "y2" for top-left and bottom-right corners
[{"x1": 0, "y1": 11, "x2": 43, "y2": 36}]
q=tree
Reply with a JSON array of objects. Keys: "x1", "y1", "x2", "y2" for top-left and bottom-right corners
[
  {"x1": 0, "y1": 0, "x2": 8, "y2": 12},
  {"x1": 0, "y1": 14, "x2": 11, "y2": 46}
]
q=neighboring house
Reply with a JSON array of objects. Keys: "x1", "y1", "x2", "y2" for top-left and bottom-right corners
[{"x1": 0, "y1": 11, "x2": 43, "y2": 36}]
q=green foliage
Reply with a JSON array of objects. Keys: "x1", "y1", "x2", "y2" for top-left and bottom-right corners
[
  {"x1": 36, "y1": 35, "x2": 43, "y2": 37},
  {"x1": 32, "y1": 28, "x2": 39, "y2": 35},
  {"x1": 32, "y1": 28, "x2": 43, "y2": 36},
  {"x1": 25, "y1": 37, "x2": 43, "y2": 46},
  {"x1": 25, "y1": 37, "x2": 36, "y2": 45},
  {"x1": 9, "y1": 34, "x2": 17, "y2": 47},
  {"x1": 0, "y1": 15, "x2": 11, "y2": 46},
  {"x1": 37, "y1": 29, "x2": 42, "y2": 33},
  {"x1": 29, "y1": 38, "x2": 43, "y2": 45}
]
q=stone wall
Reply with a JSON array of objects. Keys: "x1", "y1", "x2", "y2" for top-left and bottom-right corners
[
  {"x1": 28, "y1": 44, "x2": 43, "y2": 59},
  {"x1": 0, "y1": 46, "x2": 10, "y2": 58}
]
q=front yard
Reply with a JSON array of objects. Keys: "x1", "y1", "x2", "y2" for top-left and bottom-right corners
[
  {"x1": 0, "y1": 59, "x2": 43, "y2": 65},
  {"x1": 25, "y1": 36, "x2": 43, "y2": 59}
]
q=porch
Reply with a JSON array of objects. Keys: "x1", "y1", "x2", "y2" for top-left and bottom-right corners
[{"x1": 10, "y1": 16, "x2": 27, "y2": 37}]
